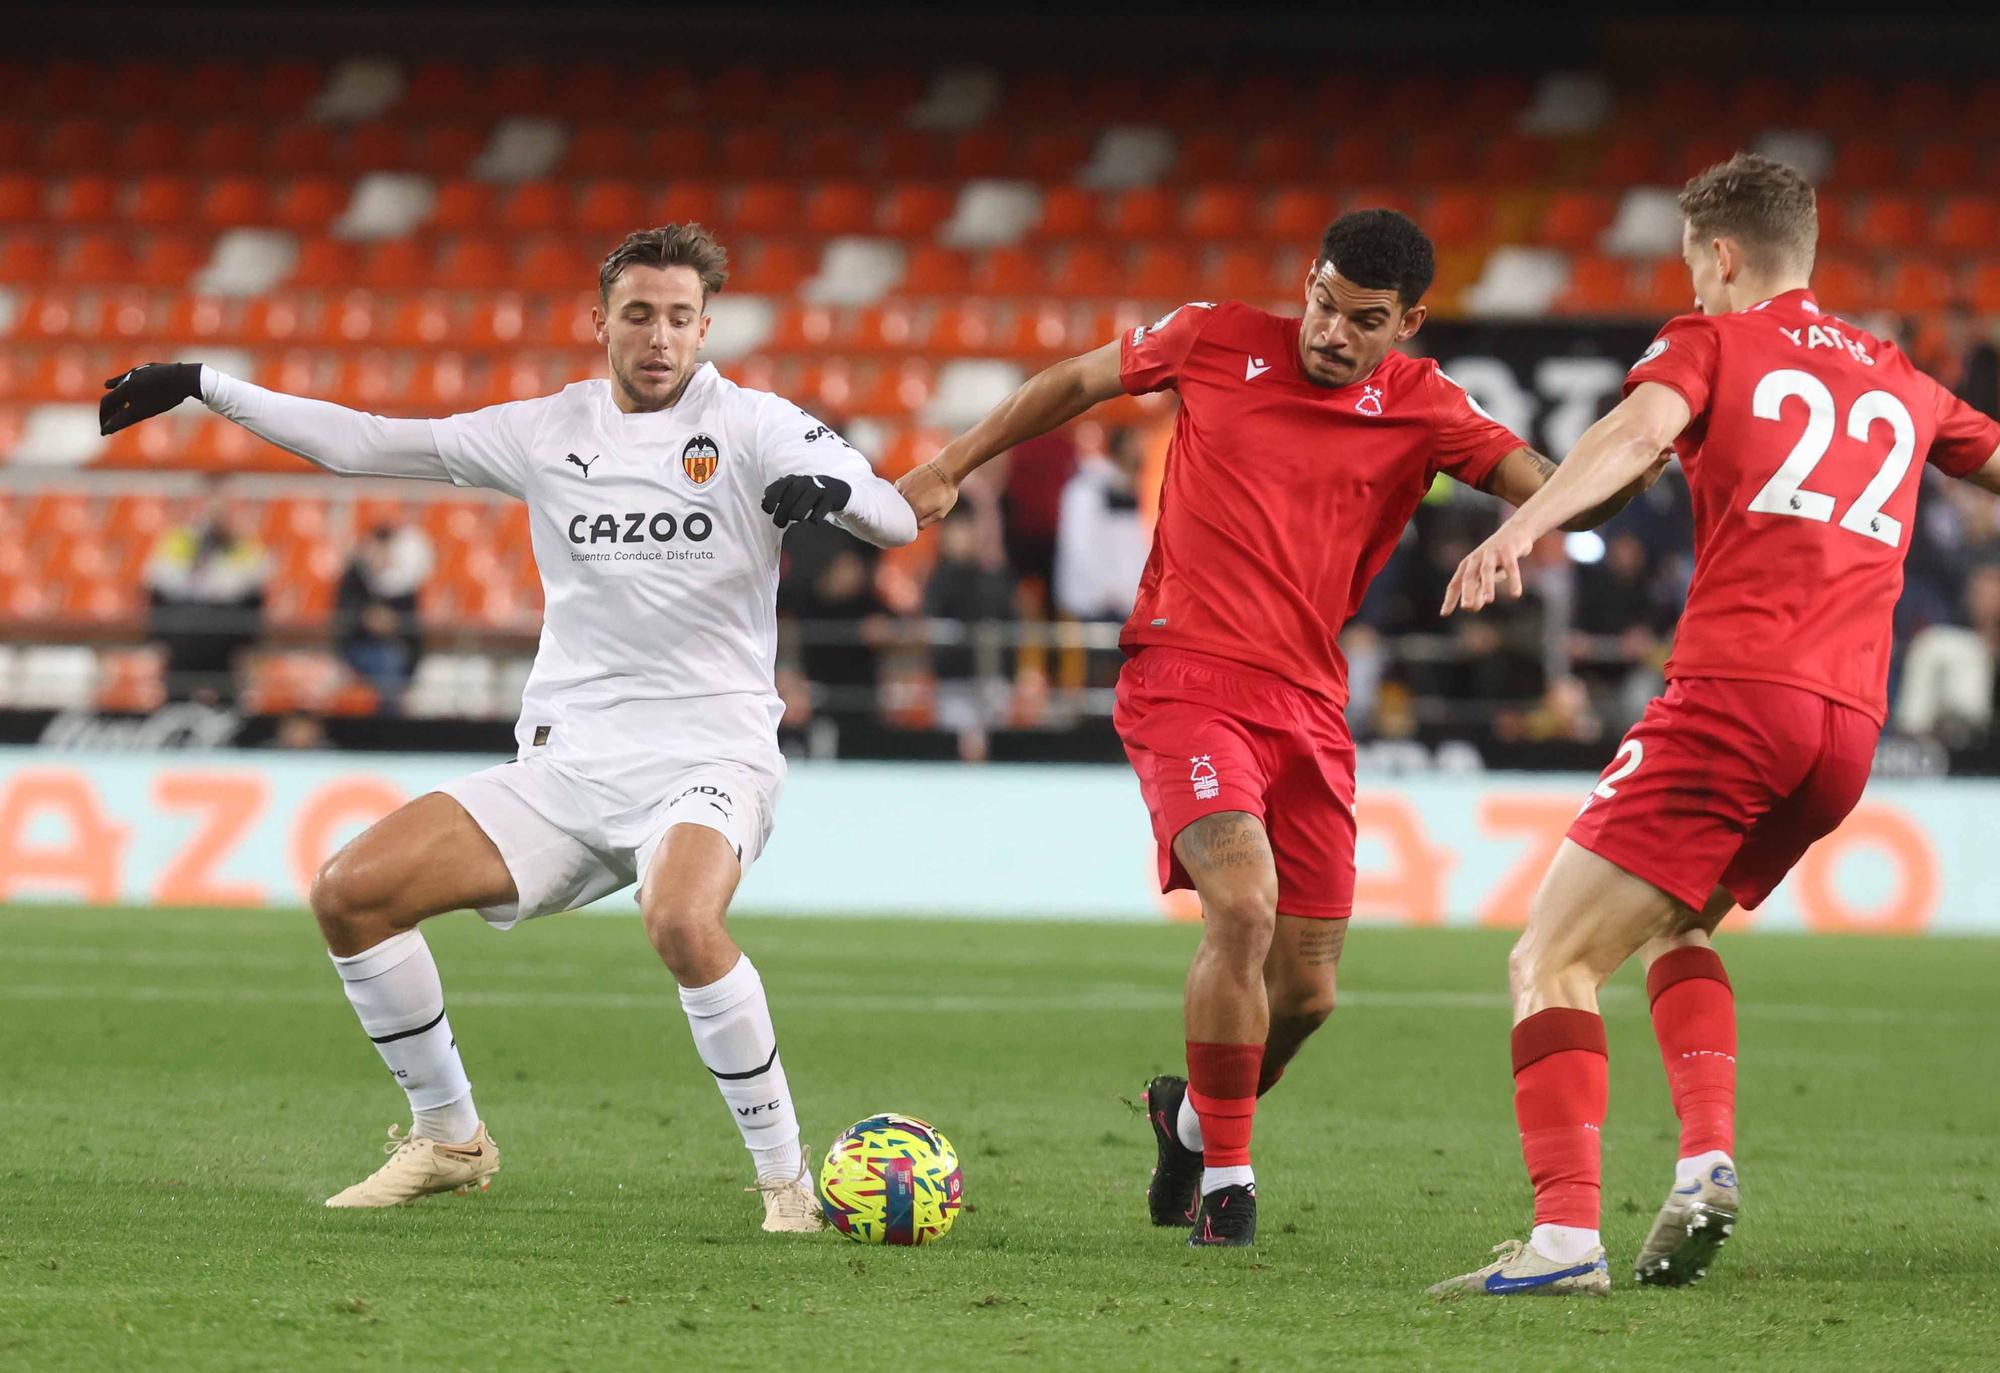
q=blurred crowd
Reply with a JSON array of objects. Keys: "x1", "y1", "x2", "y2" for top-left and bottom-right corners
[{"x1": 125, "y1": 311, "x2": 2000, "y2": 761}]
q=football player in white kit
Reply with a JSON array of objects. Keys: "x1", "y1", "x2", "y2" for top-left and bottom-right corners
[{"x1": 98, "y1": 225, "x2": 918, "y2": 1230}]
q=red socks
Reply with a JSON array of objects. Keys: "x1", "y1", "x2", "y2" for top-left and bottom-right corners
[
  {"x1": 1647, "y1": 946, "x2": 1736, "y2": 1158},
  {"x1": 1186, "y1": 1041, "x2": 1263, "y2": 1168},
  {"x1": 1512, "y1": 1008, "x2": 1608, "y2": 1229}
]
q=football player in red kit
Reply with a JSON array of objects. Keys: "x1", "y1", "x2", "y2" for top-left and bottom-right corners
[
  {"x1": 899, "y1": 210, "x2": 1658, "y2": 1247},
  {"x1": 1430, "y1": 155, "x2": 2000, "y2": 1296}
]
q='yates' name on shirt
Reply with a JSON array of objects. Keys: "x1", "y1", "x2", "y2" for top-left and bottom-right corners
[{"x1": 1777, "y1": 322, "x2": 1875, "y2": 366}]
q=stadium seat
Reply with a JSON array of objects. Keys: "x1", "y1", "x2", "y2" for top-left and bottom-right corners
[
  {"x1": 1423, "y1": 189, "x2": 1493, "y2": 250},
  {"x1": 499, "y1": 181, "x2": 568, "y2": 236},
  {"x1": 1243, "y1": 132, "x2": 1315, "y2": 185},
  {"x1": 1828, "y1": 137, "x2": 1899, "y2": 188},
  {"x1": 1936, "y1": 196, "x2": 2000, "y2": 256},
  {"x1": 564, "y1": 125, "x2": 639, "y2": 177},
  {"x1": 1555, "y1": 255, "x2": 1633, "y2": 316},
  {"x1": 272, "y1": 177, "x2": 349, "y2": 231},
  {"x1": 414, "y1": 123, "x2": 487, "y2": 177},
  {"x1": 1883, "y1": 259, "x2": 1956, "y2": 313},
  {"x1": 791, "y1": 129, "x2": 864, "y2": 179},
  {"x1": 191, "y1": 121, "x2": 262, "y2": 170},
  {"x1": 196, "y1": 177, "x2": 270, "y2": 229},
  {"x1": 1910, "y1": 141, "x2": 1978, "y2": 194},
  {"x1": 877, "y1": 129, "x2": 945, "y2": 179},
  {"x1": 1032, "y1": 186, "x2": 1101, "y2": 241},
  {"x1": 436, "y1": 237, "x2": 513, "y2": 291},
  {"x1": 1172, "y1": 131, "x2": 1241, "y2": 184},
  {"x1": 1477, "y1": 134, "x2": 1556, "y2": 185},
  {"x1": 357, "y1": 238, "x2": 431, "y2": 291},
  {"x1": 1128, "y1": 244, "x2": 1202, "y2": 300},
  {"x1": 804, "y1": 182, "x2": 877, "y2": 236},
  {"x1": 1585, "y1": 134, "x2": 1666, "y2": 188},
  {"x1": 430, "y1": 178, "x2": 497, "y2": 232},
  {"x1": 1855, "y1": 195, "x2": 1927, "y2": 254},
  {"x1": 1812, "y1": 257, "x2": 1880, "y2": 313},
  {"x1": 1051, "y1": 243, "x2": 1125, "y2": 299},
  {"x1": 317, "y1": 292, "x2": 382, "y2": 347},
  {"x1": 1406, "y1": 132, "x2": 1478, "y2": 184},
  {"x1": 731, "y1": 240, "x2": 815, "y2": 295},
  {"x1": 113, "y1": 122, "x2": 187, "y2": 174},
  {"x1": 902, "y1": 244, "x2": 972, "y2": 295},
  {"x1": 95, "y1": 647, "x2": 165, "y2": 713},
  {"x1": 1969, "y1": 263, "x2": 2000, "y2": 314},
  {"x1": 388, "y1": 293, "x2": 458, "y2": 347},
  {"x1": 970, "y1": 246, "x2": 1043, "y2": 298},
  {"x1": 39, "y1": 120, "x2": 115, "y2": 173},
  {"x1": 1019, "y1": 131, "x2": 1090, "y2": 182},
  {"x1": 49, "y1": 175, "x2": 119, "y2": 226},
  {"x1": 516, "y1": 238, "x2": 595, "y2": 294},
  {"x1": 1263, "y1": 187, "x2": 1332, "y2": 242},
  {"x1": 850, "y1": 303, "x2": 926, "y2": 355},
  {"x1": 646, "y1": 181, "x2": 722, "y2": 228},
  {"x1": 732, "y1": 182, "x2": 803, "y2": 236},
  {"x1": 879, "y1": 183, "x2": 955, "y2": 240},
  {"x1": 267, "y1": 124, "x2": 339, "y2": 176},
  {"x1": 1183, "y1": 185, "x2": 1253, "y2": 241},
  {"x1": 576, "y1": 180, "x2": 646, "y2": 236},
  {"x1": 101, "y1": 288, "x2": 155, "y2": 341},
  {"x1": 1210, "y1": 245, "x2": 1286, "y2": 299}
]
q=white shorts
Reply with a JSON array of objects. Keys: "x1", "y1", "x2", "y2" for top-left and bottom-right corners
[{"x1": 437, "y1": 751, "x2": 783, "y2": 929}]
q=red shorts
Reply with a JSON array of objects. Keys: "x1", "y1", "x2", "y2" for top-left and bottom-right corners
[
  {"x1": 1567, "y1": 677, "x2": 1878, "y2": 912},
  {"x1": 1113, "y1": 646, "x2": 1356, "y2": 919}
]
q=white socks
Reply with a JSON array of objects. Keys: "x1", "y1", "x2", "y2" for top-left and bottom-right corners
[
  {"x1": 1176, "y1": 1092, "x2": 1204, "y2": 1153},
  {"x1": 1676, "y1": 1149, "x2": 1733, "y2": 1188},
  {"x1": 1530, "y1": 1223, "x2": 1602, "y2": 1264},
  {"x1": 679, "y1": 954, "x2": 803, "y2": 1184},
  {"x1": 1202, "y1": 1164, "x2": 1253, "y2": 1194},
  {"x1": 330, "y1": 930, "x2": 479, "y2": 1144}
]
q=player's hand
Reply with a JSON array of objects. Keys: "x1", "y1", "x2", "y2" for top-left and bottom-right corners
[
  {"x1": 761, "y1": 474, "x2": 853, "y2": 528},
  {"x1": 1441, "y1": 524, "x2": 1536, "y2": 616},
  {"x1": 99, "y1": 362, "x2": 204, "y2": 436},
  {"x1": 895, "y1": 459, "x2": 959, "y2": 529}
]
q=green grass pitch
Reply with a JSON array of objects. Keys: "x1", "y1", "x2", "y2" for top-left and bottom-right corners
[{"x1": 2, "y1": 905, "x2": 1996, "y2": 1370}]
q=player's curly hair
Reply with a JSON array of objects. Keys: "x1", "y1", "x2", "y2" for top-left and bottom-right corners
[
  {"x1": 1317, "y1": 210, "x2": 1436, "y2": 307},
  {"x1": 1679, "y1": 153, "x2": 1818, "y2": 276},
  {"x1": 599, "y1": 223, "x2": 730, "y2": 304}
]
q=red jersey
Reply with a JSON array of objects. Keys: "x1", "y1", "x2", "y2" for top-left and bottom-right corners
[
  {"x1": 1626, "y1": 289, "x2": 2000, "y2": 723},
  {"x1": 1119, "y1": 300, "x2": 1523, "y2": 705}
]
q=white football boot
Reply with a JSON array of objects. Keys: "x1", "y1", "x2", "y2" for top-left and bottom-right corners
[
  {"x1": 1634, "y1": 1157, "x2": 1739, "y2": 1286},
  {"x1": 324, "y1": 1122, "x2": 500, "y2": 1208},
  {"x1": 754, "y1": 1153, "x2": 825, "y2": 1234},
  {"x1": 1429, "y1": 1238, "x2": 1611, "y2": 1298}
]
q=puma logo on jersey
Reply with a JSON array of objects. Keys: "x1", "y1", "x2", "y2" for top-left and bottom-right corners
[
  {"x1": 1245, "y1": 356, "x2": 1271, "y2": 380},
  {"x1": 566, "y1": 453, "x2": 599, "y2": 477}
]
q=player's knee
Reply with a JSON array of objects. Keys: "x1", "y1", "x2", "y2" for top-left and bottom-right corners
[
  {"x1": 310, "y1": 851, "x2": 398, "y2": 951},
  {"x1": 642, "y1": 901, "x2": 730, "y2": 982},
  {"x1": 1202, "y1": 883, "x2": 1278, "y2": 958},
  {"x1": 1270, "y1": 978, "x2": 1337, "y2": 1030},
  {"x1": 1507, "y1": 932, "x2": 1599, "y2": 1006}
]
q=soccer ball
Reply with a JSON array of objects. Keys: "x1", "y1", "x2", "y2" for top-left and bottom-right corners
[{"x1": 817, "y1": 1112, "x2": 963, "y2": 1245}]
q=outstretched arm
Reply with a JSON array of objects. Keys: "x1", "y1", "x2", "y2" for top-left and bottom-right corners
[
  {"x1": 100, "y1": 362, "x2": 455, "y2": 482},
  {"x1": 1443, "y1": 382, "x2": 1691, "y2": 615},
  {"x1": 896, "y1": 339, "x2": 1127, "y2": 528},
  {"x1": 1481, "y1": 445, "x2": 1671, "y2": 532}
]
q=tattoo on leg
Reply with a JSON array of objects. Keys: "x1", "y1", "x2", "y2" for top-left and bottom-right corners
[
  {"x1": 1180, "y1": 813, "x2": 1271, "y2": 873},
  {"x1": 1293, "y1": 920, "x2": 1347, "y2": 967}
]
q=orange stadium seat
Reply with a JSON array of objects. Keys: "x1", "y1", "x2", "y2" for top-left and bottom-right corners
[
  {"x1": 49, "y1": 174, "x2": 118, "y2": 226},
  {"x1": 251, "y1": 63, "x2": 323, "y2": 120},
  {"x1": 536, "y1": 301, "x2": 597, "y2": 349},
  {"x1": 272, "y1": 177, "x2": 349, "y2": 230},
  {"x1": 1051, "y1": 243, "x2": 1125, "y2": 299},
  {"x1": 466, "y1": 294, "x2": 530, "y2": 350},
  {"x1": 850, "y1": 304, "x2": 927, "y2": 355},
  {"x1": 160, "y1": 294, "x2": 231, "y2": 345},
  {"x1": 0, "y1": 119, "x2": 32, "y2": 167},
  {"x1": 1106, "y1": 189, "x2": 1175, "y2": 239},
  {"x1": 96, "y1": 648, "x2": 166, "y2": 713},
  {"x1": 1828, "y1": 137, "x2": 1899, "y2": 189},
  {"x1": 902, "y1": 244, "x2": 971, "y2": 295},
  {"x1": 413, "y1": 125, "x2": 488, "y2": 177},
  {"x1": 1586, "y1": 135, "x2": 1667, "y2": 188},
  {"x1": 1855, "y1": 195, "x2": 1927, "y2": 254},
  {"x1": 130, "y1": 233, "x2": 205, "y2": 289},
  {"x1": 408, "y1": 353, "x2": 478, "y2": 410},
  {"x1": 436, "y1": 237, "x2": 513, "y2": 292},
  {"x1": 1730, "y1": 75, "x2": 1800, "y2": 129},
  {"x1": 1557, "y1": 255, "x2": 1635, "y2": 316},
  {"x1": 879, "y1": 183, "x2": 954, "y2": 239},
  {"x1": 1324, "y1": 137, "x2": 1393, "y2": 186},
  {"x1": 191, "y1": 120, "x2": 262, "y2": 170},
  {"x1": 1477, "y1": 135, "x2": 1556, "y2": 185},
  {"x1": 1639, "y1": 257, "x2": 1698, "y2": 316},
  {"x1": 1883, "y1": 259, "x2": 1957, "y2": 313},
  {"x1": 57, "y1": 231, "x2": 126, "y2": 284},
  {"x1": 1020, "y1": 131, "x2": 1090, "y2": 183},
  {"x1": 769, "y1": 304, "x2": 839, "y2": 355},
  {"x1": 1424, "y1": 189, "x2": 1493, "y2": 250},
  {"x1": 0, "y1": 238, "x2": 52, "y2": 284},
  {"x1": 971, "y1": 246, "x2": 1042, "y2": 297},
  {"x1": 1406, "y1": 132, "x2": 1478, "y2": 184},
  {"x1": 998, "y1": 301, "x2": 1074, "y2": 361},
  {"x1": 0, "y1": 172, "x2": 39, "y2": 222},
  {"x1": 1812, "y1": 257, "x2": 1880, "y2": 314},
  {"x1": 325, "y1": 354, "x2": 399, "y2": 409},
  {"x1": 129, "y1": 176, "x2": 201, "y2": 230},
  {"x1": 1803, "y1": 75, "x2": 1880, "y2": 136},
  {"x1": 500, "y1": 182, "x2": 568, "y2": 236},
  {"x1": 197, "y1": 177, "x2": 269, "y2": 228},
  {"x1": 431, "y1": 178, "x2": 498, "y2": 232},
  {"x1": 101, "y1": 288, "x2": 155, "y2": 341},
  {"x1": 358, "y1": 238, "x2": 430, "y2": 291},
  {"x1": 872, "y1": 128, "x2": 940, "y2": 180},
  {"x1": 253, "y1": 349, "x2": 320, "y2": 394},
  {"x1": 1244, "y1": 132, "x2": 1315, "y2": 185},
  {"x1": 39, "y1": 119, "x2": 114, "y2": 172},
  {"x1": 1129, "y1": 244, "x2": 1202, "y2": 300},
  {"x1": 1970, "y1": 264, "x2": 2000, "y2": 314},
  {"x1": 1263, "y1": 187, "x2": 1332, "y2": 242},
  {"x1": 1184, "y1": 185, "x2": 1253, "y2": 240},
  {"x1": 733, "y1": 182, "x2": 803, "y2": 236},
  {"x1": 1211, "y1": 246, "x2": 1285, "y2": 299},
  {"x1": 720, "y1": 128, "x2": 785, "y2": 178},
  {"x1": 1172, "y1": 131, "x2": 1241, "y2": 183},
  {"x1": 791, "y1": 129, "x2": 864, "y2": 179},
  {"x1": 1538, "y1": 191, "x2": 1616, "y2": 251},
  {"x1": 287, "y1": 237, "x2": 358, "y2": 290},
  {"x1": 267, "y1": 125, "x2": 339, "y2": 176},
  {"x1": 947, "y1": 129, "x2": 1012, "y2": 180},
  {"x1": 316, "y1": 292, "x2": 382, "y2": 347},
  {"x1": 731, "y1": 240, "x2": 815, "y2": 295},
  {"x1": 1034, "y1": 186, "x2": 1101, "y2": 241},
  {"x1": 113, "y1": 121, "x2": 187, "y2": 173},
  {"x1": 804, "y1": 182, "x2": 876, "y2": 236},
  {"x1": 99, "y1": 413, "x2": 190, "y2": 469},
  {"x1": 1936, "y1": 196, "x2": 2000, "y2": 257},
  {"x1": 932, "y1": 301, "x2": 998, "y2": 355},
  {"x1": 856, "y1": 359, "x2": 934, "y2": 417},
  {"x1": 517, "y1": 237, "x2": 595, "y2": 294},
  {"x1": 646, "y1": 180, "x2": 722, "y2": 227},
  {"x1": 388, "y1": 293, "x2": 458, "y2": 348},
  {"x1": 565, "y1": 125, "x2": 639, "y2": 177},
  {"x1": 11, "y1": 290, "x2": 91, "y2": 341},
  {"x1": 576, "y1": 180, "x2": 646, "y2": 236},
  {"x1": 399, "y1": 61, "x2": 477, "y2": 119},
  {"x1": 340, "y1": 123, "x2": 411, "y2": 174},
  {"x1": 1910, "y1": 141, "x2": 1978, "y2": 194}
]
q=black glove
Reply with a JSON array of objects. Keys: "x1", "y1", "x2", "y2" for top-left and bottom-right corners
[
  {"x1": 100, "y1": 362, "x2": 204, "y2": 436},
  {"x1": 761, "y1": 474, "x2": 852, "y2": 528}
]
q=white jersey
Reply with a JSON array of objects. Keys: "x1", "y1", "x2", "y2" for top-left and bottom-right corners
[
  {"x1": 202, "y1": 361, "x2": 914, "y2": 778},
  {"x1": 431, "y1": 364, "x2": 900, "y2": 771}
]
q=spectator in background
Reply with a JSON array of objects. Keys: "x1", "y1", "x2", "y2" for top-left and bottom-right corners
[
  {"x1": 1940, "y1": 302, "x2": 2000, "y2": 420},
  {"x1": 266, "y1": 709, "x2": 329, "y2": 750},
  {"x1": 145, "y1": 496, "x2": 269, "y2": 706},
  {"x1": 923, "y1": 518, "x2": 1017, "y2": 763},
  {"x1": 1569, "y1": 530, "x2": 1669, "y2": 726},
  {"x1": 778, "y1": 521, "x2": 894, "y2": 714},
  {"x1": 335, "y1": 521, "x2": 433, "y2": 713},
  {"x1": 1053, "y1": 424, "x2": 1149, "y2": 623},
  {"x1": 996, "y1": 429, "x2": 1076, "y2": 609}
]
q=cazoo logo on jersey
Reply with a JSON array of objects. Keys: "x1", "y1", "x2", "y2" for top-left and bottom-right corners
[{"x1": 566, "y1": 510, "x2": 716, "y2": 564}]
